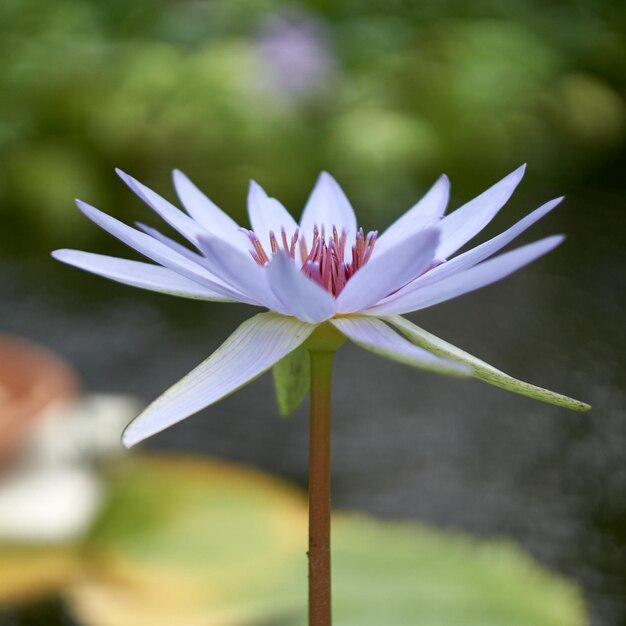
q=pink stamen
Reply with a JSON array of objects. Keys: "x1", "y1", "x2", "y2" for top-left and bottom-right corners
[{"x1": 246, "y1": 224, "x2": 379, "y2": 296}]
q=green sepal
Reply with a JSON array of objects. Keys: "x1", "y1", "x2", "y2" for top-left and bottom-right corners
[
  {"x1": 386, "y1": 315, "x2": 591, "y2": 412},
  {"x1": 272, "y1": 346, "x2": 310, "y2": 416}
]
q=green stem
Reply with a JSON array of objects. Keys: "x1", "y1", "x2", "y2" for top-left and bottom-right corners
[{"x1": 308, "y1": 349, "x2": 334, "y2": 626}]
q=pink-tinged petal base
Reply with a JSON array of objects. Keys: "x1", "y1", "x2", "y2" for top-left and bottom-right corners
[
  {"x1": 267, "y1": 252, "x2": 336, "y2": 323},
  {"x1": 336, "y1": 228, "x2": 439, "y2": 313}
]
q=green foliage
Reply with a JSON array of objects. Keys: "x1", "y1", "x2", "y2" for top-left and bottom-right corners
[
  {"x1": 0, "y1": 455, "x2": 586, "y2": 626},
  {"x1": 1, "y1": 0, "x2": 624, "y2": 253},
  {"x1": 273, "y1": 347, "x2": 311, "y2": 416}
]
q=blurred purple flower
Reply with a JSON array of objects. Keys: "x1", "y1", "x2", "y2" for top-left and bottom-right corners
[{"x1": 255, "y1": 12, "x2": 336, "y2": 98}]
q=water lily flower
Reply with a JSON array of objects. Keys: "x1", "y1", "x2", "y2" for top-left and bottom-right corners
[{"x1": 52, "y1": 166, "x2": 590, "y2": 448}]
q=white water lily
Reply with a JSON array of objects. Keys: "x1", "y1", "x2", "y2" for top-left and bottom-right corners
[{"x1": 53, "y1": 166, "x2": 590, "y2": 446}]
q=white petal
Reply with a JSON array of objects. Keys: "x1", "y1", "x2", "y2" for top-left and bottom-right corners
[
  {"x1": 388, "y1": 196, "x2": 564, "y2": 300},
  {"x1": 116, "y1": 169, "x2": 206, "y2": 248},
  {"x1": 331, "y1": 316, "x2": 469, "y2": 377},
  {"x1": 387, "y1": 315, "x2": 591, "y2": 411},
  {"x1": 266, "y1": 252, "x2": 335, "y2": 323},
  {"x1": 136, "y1": 222, "x2": 205, "y2": 263},
  {"x1": 336, "y1": 228, "x2": 440, "y2": 313},
  {"x1": 76, "y1": 200, "x2": 245, "y2": 301},
  {"x1": 299, "y1": 172, "x2": 358, "y2": 244},
  {"x1": 367, "y1": 235, "x2": 564, "y2": 316},
  {"x1": 374, "y1": 175, "x2": 449, "y2": 255},
  {"x1": 247, "y1": 181, "x2": 299, "y2": 253},
  {"x1": 197, "y1": 234, "x2": 287, "y2": 313},
  {"x1": 437, "y1": 165, "x2": 526, "y2": 259},
  {"x1": 122, "y1": 312, "x2": 316, "y2": 446},
  {"x1": 52, "y1": 250, "x2": 234, "y2": 301},
  {"x1": 172, "y1": 169, "x2": 250, "y2": 251}
]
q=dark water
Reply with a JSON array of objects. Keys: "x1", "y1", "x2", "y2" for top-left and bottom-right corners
[{"x1": 0, "y1": 189, "x2": 624, "y2": 625}]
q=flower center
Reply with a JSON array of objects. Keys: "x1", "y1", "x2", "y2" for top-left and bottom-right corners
[{"x1": 245, "y1": 225, "x2": 378, "y2": 296}]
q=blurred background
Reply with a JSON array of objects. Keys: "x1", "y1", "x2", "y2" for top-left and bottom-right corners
[{"x1": 0, "y1": 0, "x2": 624, "y2": 625}]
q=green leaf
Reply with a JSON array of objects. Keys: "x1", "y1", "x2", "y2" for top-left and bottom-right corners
[
  {"x1": 386, "y1": 315, "x2": 591, "y2": 411},
  {"x1": 331, "y1": 515, "x2": 585, "y2": 626},
  {"x1": 63, "y1": 454, "x2": 586, "y2": 626},
  {"x1": 272, "y1": 347, "x2": 310, "y2": 416},
  {"x1": 67, "y1": 454, "x2": 307, "y2": 626}
]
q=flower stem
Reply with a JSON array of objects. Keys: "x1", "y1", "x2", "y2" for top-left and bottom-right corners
[{"x1": 308, "y1": 348, "x2": 334, "y2": 626}]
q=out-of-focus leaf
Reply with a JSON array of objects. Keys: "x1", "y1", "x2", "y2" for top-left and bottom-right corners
[
  {"x1": 272, "y1": 347, "x2": 310, "y2": 416},
  {"x1": 66, "y1": 454, "x2": 307, "y2": 626},
  {"x1": 65, "y1": 454, "x2": 585, "y2": 626},
  {"x1": 0, "y1": 546, "x2": 79, "y2": 605},
  {"x1": 330, "y1": 516, "x2": 585, "y2": 626}
]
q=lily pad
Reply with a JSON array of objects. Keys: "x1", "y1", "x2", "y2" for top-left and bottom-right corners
[
  {"x1": 331, "y1": 516, "x2": 584, "y2": 626},
  {"x1": 0, "y1": 545, "x2": 79, "y2": 605},
  {"x1": 64, "y1": 454, "x2": 585, "y2": 626},
  {"x1": 67, "y1": 455, "x2": 307, "y2": 626}
]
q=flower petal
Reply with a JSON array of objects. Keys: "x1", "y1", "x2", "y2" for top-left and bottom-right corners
[
  {"x1": 387, "y1": 315, "x2": 591, "y2": 411},
  {"x1": 136, "y1": 222, "x2": 205, "y2": 263},
  {"x1": 266, "y1": 251, "x2": 335, "y2": 323},
  {"x1": 388, "y1": 197, "x2": 564, "y2": 300},
  {"x1": 197, "y1": 233, "x2": 287, "y2": 313},
  {"x1": 374, "y1": 174, "x2": 449, "y2": 255},
  {"x1": 437, "y1": 165, "x2": 526, "y2": 259},
  {"x1": 336, "y1": 228, "x2": 440, "y2": 314},
  {"x1": 367, "y1": 235, "x2": 564, "y2": 316},
  {"x1": 52, "y1": 250, "x2": 234, "y2": 301},
  {"x1": 172, "y1": 169, "x2": 242, "y2": 238},
  {"x1": 247, "y1": 181, "x2": 299, "y2": 254},
  {"x1": 299, "y1": 172, "x2": 358, "y2": 244},
  {"x1": 122, "y1": 312, "x2": 316, "y2": 446},
  {"x1": 116, "y1": 169, "x2": 206, "y2": 248},
  {"x1": 75, "y1": 200, "x2": 244, "y2": 301},
  {"x1": 331, "y1": 316, "x2": 469, "y2": 377}
]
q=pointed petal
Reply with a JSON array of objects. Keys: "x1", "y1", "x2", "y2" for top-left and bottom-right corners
[
  {"x1": 75, "y1": 200, "x2": 244, "y2": 301},
  {"x1": 197, "y1": 233, "x2": 287, "y2": 313},
  {"x1": 299, "y1": 172, "x2": 358, "y2": 244},
  {"x1": 52, "y1": 250, "x2": 234, "y2": 301},
  {"x1": 331, "y1": 316, "x2": 469, "y2": 377},
  {"x1": 116, "y1": 169, "x2": 206, "y2": 248},
  {"x1": 336, "y1": 228, "x2": 440, "y2": 314},
  {"x1": 172, "y1": 170, "x2": 251, "y2": 252},
  {"x1": 266, "y1": 251, "x2": 335, "y2": 323},
  {"x1": 387, "y1": 315, "x2": 591, "y2": 411},
  {"x1": 374, "y1": 175, "x2": 449, "y2": 255},
  {"x1": 389, "y1": 197, "x2": 564, "y2": 300},
  {"x1": 437, "y1": 165, "x2": 526, "y2": 259},
  {"x1": 136, "y1": 222, "x2": 204, "y2": 263},
  {"x1": 122, "y1": 313, "x2": 316, "y2": 446},
  {"x1": 247, "y1": 181, "x2": 299, "y2": 253},
  {"x1": 367, "y1": 236, "x2": 564, "y2": 316}
]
